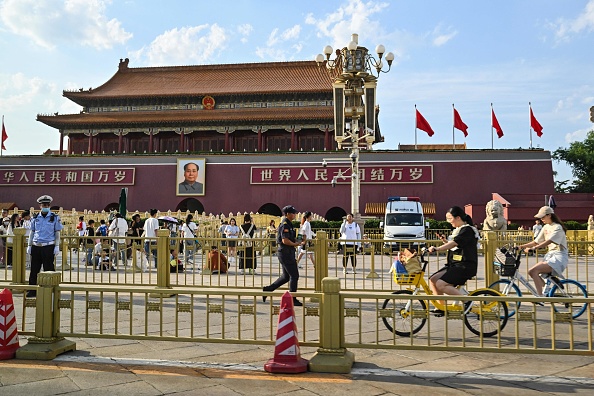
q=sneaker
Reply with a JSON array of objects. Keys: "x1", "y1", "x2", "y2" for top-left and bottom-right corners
[
  {"x1": 431, "y1": 308, "x2": 445, "y2": 317},
  {"x1": 342, "y1": 268, "x2": 349, "y2": 275},
  {"x1": 352, "y1": 268, "x2": 357, "y2": 274},
  {"x1": 292, "y1": 298, "x2": 303, "y2": 307},
  {"x1": 240, "y1": 269, "x2": 244, "y2": 275}
]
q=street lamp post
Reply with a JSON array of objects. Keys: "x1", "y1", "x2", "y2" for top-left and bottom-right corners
[{"x1": 316, "y1": 33, "x2": 394, "y2": 220}]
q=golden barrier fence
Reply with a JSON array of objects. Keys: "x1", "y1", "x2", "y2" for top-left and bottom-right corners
[
  {"x1": 2, "y1": 231, "x2": 594, "y2": 295},
  {"x1": 4, "y1": 275, "x2": 594, "y2": 372}
]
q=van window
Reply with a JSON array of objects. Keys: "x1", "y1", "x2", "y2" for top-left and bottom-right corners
[{"x1": 386, "y1": 213, "x2": 423, "y2": 226}]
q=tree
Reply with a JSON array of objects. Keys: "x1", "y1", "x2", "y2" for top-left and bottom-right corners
[{"x1": 553, "y1": 130, "x2": 594, "y2": 193}]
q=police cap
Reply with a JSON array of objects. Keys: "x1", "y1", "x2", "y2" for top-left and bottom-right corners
[
  {"x1": 37, "y1": 195, "x2": 53, "y2": 204},
  {"x1": 282, "y1": 205, "x2": 298, "y2": 214}
]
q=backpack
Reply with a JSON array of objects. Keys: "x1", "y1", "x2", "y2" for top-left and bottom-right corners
[
  {"x1": 76, "y1": 221, "x2": 83, "y2": 231},
  {"x1": 240, "y1": 224, "x2": 255, "y2": 248},
  {"x1": 97, "y1": 224, "x2": 108, "y2": 236}
]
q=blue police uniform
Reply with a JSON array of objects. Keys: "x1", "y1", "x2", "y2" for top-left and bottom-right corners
[{"x1": 28, "y1": 210, "x2": 63, "y2": 293}]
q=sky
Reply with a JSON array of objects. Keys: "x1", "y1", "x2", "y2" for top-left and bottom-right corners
[{"x1": 1, "y1": 0, "x2": 594, "y2": 186}]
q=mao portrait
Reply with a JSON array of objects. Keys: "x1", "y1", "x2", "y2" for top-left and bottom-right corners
[{"x1": 177, "y1": 158, "x2": 206, "y2": 196}]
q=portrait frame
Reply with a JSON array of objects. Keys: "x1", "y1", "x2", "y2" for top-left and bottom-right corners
[{"x1": 176, "y1": 158, "x2": 206, "y2": 196}]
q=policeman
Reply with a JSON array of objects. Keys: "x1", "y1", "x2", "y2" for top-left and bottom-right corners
[
  {"x1": 262, "y1": 205, "x2": 304, "y2": 306},
  {"x1": 26, "y1": 195, "x2": 63, "y2": 297}
]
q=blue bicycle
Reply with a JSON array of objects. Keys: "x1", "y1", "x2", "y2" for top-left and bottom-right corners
[{"x1": 489, "y1": 246, "x2": 588, "y2": 319}]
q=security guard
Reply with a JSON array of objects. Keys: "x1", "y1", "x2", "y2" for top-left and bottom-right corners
[
  {"x1": 26, "y1": 195, "x2": 63, "y2": 297},
  {"x1": 262, "y1": 205, "x2": 304, "y2": 306}
]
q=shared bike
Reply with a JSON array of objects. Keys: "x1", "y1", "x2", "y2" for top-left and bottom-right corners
[
  {"x1": 382, "y1": 249, "x2": 508, "y2": 338},
  {"x1": 489, "y1": 246, "x2": 588, "y2": 319}
]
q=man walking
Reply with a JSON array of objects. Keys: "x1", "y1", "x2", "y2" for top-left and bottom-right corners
[
  {"x1": 26, "y1": 195, "x2": 63, "y2": 297},
  {"x1": 262, "y1": 205, "x2": 305, "y2": 306}
]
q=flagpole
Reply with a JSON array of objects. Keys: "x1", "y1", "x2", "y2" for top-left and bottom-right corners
[
  {"x1": 529, "y1": 102, "x2": 533, "y2": 149},
  {"x1": 490, "y1": 103, "x2": 494, "y2": 149},
  {"x1": 414, "y1": 104, "x2": 418, "y2": 149},
  {"x1": 452, "y1": 104, "x2": 455, "y2": 150},
  {"x1": 1, "y1": 115, "x2": 3, "y2": 157}
]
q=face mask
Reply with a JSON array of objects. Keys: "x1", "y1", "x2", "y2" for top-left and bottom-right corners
[
  {"x1": 2, "y1": 222, "x2": 8, "y2": 226},
  {"x1": 41, "y1": 208, "x2": 50, "y2": 214}
]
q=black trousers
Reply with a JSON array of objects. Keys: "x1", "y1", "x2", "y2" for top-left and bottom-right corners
[
  {"x1": 268, "y1": 249, "x2": 299, "y2": 292},
  {"x1": 29, "y1": 245, "x2": 55, "y2": 286},
  {"x1": 342, "y1": 244, "x2": 357, "y2": 268}
]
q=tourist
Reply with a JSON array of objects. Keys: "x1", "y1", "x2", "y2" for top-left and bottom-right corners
[
  {"x1": 142, "y1": 209, "x2": 159, "y2": 270},
  {"x1": 225, "y1": 218, "x2": 239, "y2": 263},
  {"x1": 26, "y1": 195, "x2": 64, "y2": 297},
  {"x1": 519, "y1": 206, "x2": 568, "y2": 296},
  {"x1": 108, "y1": 213, "x2": 129, "y2": 267},
  {"x1": 181, "y1": 214, "x2": 198, "y2": 267},
  {"x1": 263, "y1": 205, "x2": 304, "y2": 307},
  {"x1": 205, "y1": 245, "x2": 228, "y2": 273},
  {"x1": 238, "y1": 214, "x2": 256, "y2": 274},
  {"x1": 339, "y1": 213, "x2": 361, "y2": 274},
  {"x1": 296, "y1": 211, "x2": 315, "y2": 268}
]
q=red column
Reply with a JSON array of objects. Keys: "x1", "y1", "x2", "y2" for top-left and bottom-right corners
[
  {"x1": 179, "y1": 130, "x2": 184, "y2": 152},
  {"x1": 87, "y1": 134, "x2": 92, "y2": 154},
  {"x1": 59, "y1": 131, "x2": 64, "y2": 155},
  {"x1": 148, "y1": 131, "x2": 153, "y2": 152},
  {"x1": 291, "y1": 127, "x2": 296, "y2": 151},
  {"x1": 257, "y1": 128, "x2": 262, "y2": 151},
  {"x1": 118, "y1": 132, "x2": 123, "y2": 153},
  {"x1": 324, "y1": 127, "x2": 330, "y2": 150}
]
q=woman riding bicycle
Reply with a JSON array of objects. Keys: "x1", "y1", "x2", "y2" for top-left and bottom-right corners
[
  {"x1": 518, "y1": 206, "x2": 568, "y2": 296},
  {"x1": 427, "y1": 206, "x2": 480, "y2": 315}
]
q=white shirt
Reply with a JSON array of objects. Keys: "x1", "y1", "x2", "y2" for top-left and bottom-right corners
[
  {"x1": 182, "y1": 221, "x2": 197, "y2": 237},
  {"x1": 340, "y1": 221, "x2": 361, "y2": 247},
  {"x1": 144, "y1": 217, "x2": 159, "y2": 238},
  {"x1": 300, "y1": 220, "x2": 313, "y2": 240},
  {"x1": 78, "y1": 221, "x2": 87, "y2": 236},
  {"x1": 22, "y1": 219, "x2": 32, "y2": 237},
  {"x1": 108, "y1": 217, "x2": 129, "y2": 244},
  {"x1": 535, "y1": 223, "x2": 567, "y2": 252},
  {"x1": 225, "y1": 224, "x2": 239, "y2": 238}
]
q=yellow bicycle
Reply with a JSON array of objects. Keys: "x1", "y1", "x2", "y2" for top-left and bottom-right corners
[{"x1": 382, "y1": 249, "x2": 508, "y2": 337}]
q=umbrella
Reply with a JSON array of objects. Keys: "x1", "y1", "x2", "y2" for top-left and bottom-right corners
[
  {"x1": 118, "y1": 188, "x2": 128, "y2": 217},
  {"x1": 548, "y1": 195, "x2": 557, "y2": 209},
  {"x1": 158, "y1": 216, "x2": 178, "y2": 224}
]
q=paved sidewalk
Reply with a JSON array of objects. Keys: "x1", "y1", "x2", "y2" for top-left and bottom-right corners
[{"x1": 2, "y1": 337, "x2": 594, "y2": 395}]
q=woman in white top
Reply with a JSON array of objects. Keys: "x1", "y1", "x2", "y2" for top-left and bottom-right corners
[
  {"x1": 296, "y1": 211, "x2": 315, "y2": 267},
  {"x1": 519, "y1": 206, "x2": 568, "y2": 296},
  {"x1": 225, "y1": 218, "x2": 240, "y2": 262},
  {"x1": 181, "y1": 214, "x2": 198, "y2": 266}
]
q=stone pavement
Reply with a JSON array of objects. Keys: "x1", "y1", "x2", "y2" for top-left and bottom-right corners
[{"x1": 2, "y1": 337, "x2": 594, "y2": 395}]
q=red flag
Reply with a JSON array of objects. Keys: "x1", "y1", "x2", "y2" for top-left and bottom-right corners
[
  {"x1": 453, "y1": 108, "x2": 468, "y2": 137},
  {"x1": 416, "y1": 109, "x2": 434, "y2": 137},
  {"x1": 530, "y1": 106, "x2": 543, "y2": 137},
  {"x1": 1, "y1": 120, "x2": 7, "y2": 150},
  {"x1": 491, "y1": 109, "x2": 503, "y2": 138}
]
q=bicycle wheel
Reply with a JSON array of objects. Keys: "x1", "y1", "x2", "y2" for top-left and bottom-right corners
[
  {"x1": 488, "y1": 279, "x2": 522, "y2": 318},
  {"x1": 382, "y1": 290, "x2": 427, "y2": 337},
  {"x1": 549, "y1": 279, "x2": 588, "y2": 319},
  {"x1": 463, "y1": 289, "x2": 508, "y2": 337}
]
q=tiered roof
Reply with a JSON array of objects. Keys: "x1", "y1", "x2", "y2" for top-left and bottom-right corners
[{"x1": 63, "y1": 59, "x2": 333, "y2": 104}]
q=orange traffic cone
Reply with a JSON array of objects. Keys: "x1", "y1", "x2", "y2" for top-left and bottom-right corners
[
  {"x1": 0, "y1": 289, "x2": 20, "y2": 360},
  {"x1": 264, "y1": 291, "x2": 308, "y2": 373}
]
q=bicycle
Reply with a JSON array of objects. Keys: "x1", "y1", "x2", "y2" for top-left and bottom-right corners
[
  {"x1": 489, "y1": 246, "x2": 588, "y2": 319},
  {"x1": 382, "y1": 248, "x2": 508, "y2": 338}
]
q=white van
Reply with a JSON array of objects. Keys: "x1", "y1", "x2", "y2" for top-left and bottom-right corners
[{"x1": 381, "y1": 196, "x2": 426, "y2": 250}]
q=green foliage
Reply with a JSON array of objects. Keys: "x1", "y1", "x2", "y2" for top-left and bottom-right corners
[
  {"x1": 327, "y1": 220, "x2": 344, "y2": 229},
  {"x1": 507, "y1": 223, "x2": 520, "y2": 230},
  {"x1": 564, "y1": 220, "x2": 588, "y2": 230},
  {"x1": 364, "y1": 218, "x2": 381, "y2": 228},
  {"x1": 309, "y1": 220, "x2": 329, "y2": 229},
  {"x1": 427, "y1": 218, "x2": 451, "y2": 230},
  {"x1": 553, "y1": 130, "x2": 594, "y2": 193}
]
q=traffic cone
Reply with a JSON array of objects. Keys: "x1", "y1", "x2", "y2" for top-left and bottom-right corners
[
  {"x1": 264, "y1": 291, "x2": 308, "y2": 373},
  {"x1": 0, "y1": 289, "x2": 20, "y2": 360}
]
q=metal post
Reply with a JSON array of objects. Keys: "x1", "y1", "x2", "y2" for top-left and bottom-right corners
[
  {"x1": 10, "y1": 228, "x2": 27, "y2": 284},
  {"x1": 484, "y1": 231, "x2": 498, "y2": 287},
  {"x1": 308, "y1": 277, "x2": 354, "y2": 373},
  {"x1": 16, "y1": 272, "x2": 76, "y2": 359}
]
